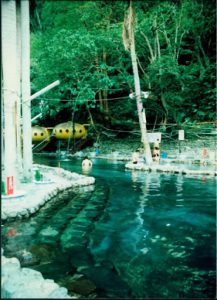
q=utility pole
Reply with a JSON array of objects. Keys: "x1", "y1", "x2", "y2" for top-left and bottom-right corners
[
  {"x1": 123, "y1": 1, "x2": 153, "y2": 164},
  {"x1": 21, "y1": 0, "x2": 32, "y2": 182}
]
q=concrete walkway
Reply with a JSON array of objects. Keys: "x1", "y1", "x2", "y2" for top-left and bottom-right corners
[{"x1": 2, "y1": 164, "x2": 95, "y2": 221}]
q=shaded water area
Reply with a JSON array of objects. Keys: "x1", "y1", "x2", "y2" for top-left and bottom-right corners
[{"x1": 2, "y1": 156, "x2": 216, "y2": 298}]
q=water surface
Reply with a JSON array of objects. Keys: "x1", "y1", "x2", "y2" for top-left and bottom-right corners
[{"x1": 2, "y1": 156, "x2": 216, "y2": 298}]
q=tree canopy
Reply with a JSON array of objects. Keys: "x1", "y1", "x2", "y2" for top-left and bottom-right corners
[{"x1": 30, "y1": 0, "x2": 216, "y2": 130}]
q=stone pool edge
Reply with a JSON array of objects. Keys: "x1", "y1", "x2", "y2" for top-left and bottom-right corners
[
  {"x1": 2, "y1": 164, "x2": 95, "y2": 299},
  {"x1": 1, "y1": 248, "x2": 73, "y2": 299},
  {"x1": 2, "y1": 164, "x2": 95, "y2": 221},
  {"x1": 125, "y1": 162, "x2": 217, "y2": 176}
]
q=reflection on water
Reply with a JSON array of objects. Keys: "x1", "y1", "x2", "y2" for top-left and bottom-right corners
[
  {"x1": 82, "y1": 167, "x2": 92, "y2": 176},
  {"x1": 2, "y1": 156, "x2": 216, "y2": 298}
]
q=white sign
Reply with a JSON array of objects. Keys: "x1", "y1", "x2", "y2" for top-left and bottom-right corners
[
  {"x1": 147, "y1": 132, "x2": 161, "y2": 143},
  {"x1": 129, "y1": 91, "x2": 150, "y2": 99},
  {"x1": 178, "y1": 130, "x2": 185, "y2": 140},
  {"x1": 141, "y1": 91, "x2": 150, "y2": 99}
]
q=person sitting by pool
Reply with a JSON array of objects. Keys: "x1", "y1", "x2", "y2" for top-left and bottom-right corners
[
  {"x1": 152, "y1": 139, "x2": 160, "y2": 163},
  {"x1": 132, "y1": 149, "x2": 140, "y2": 164},
  {"x1": 82, "y1": 156, "x2": 93, "y2": 170}
]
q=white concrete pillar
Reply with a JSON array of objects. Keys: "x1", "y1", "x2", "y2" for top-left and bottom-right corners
[
  {"x1": 1, "y1": 0, "x2": 20, "y2": 192},
  {"x1": 21, "y1": 0, "x2": 33, "y2": 182}
]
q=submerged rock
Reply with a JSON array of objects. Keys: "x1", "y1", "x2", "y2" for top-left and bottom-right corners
[
  {"x1": 67, "y1": 278, "x2": 96, "y2": 296},
  {"x1": 39, "y1": 226, "x2": 59, "y2": 237},
  {"x1": 80, "y1": 266, "x2": 131, "y2": 297},
  {"x1": 30, "y1": 244, "x2": 53, "y2": 261},
  {"x1": 16, "y1": 249, "x2": 40, "y2": 267}
]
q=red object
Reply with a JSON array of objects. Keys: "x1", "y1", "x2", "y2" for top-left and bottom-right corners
[
  {"x1": 7, "y1": 228, "x2": 16, "y2": 237},
  {"x1": 7, "y1": 176, "x2": 14, "y2": 195},
  {"x1": 201, "y1": 176, "x2": 206, "y2": 181},
  {"x1": 203, "y1": 148, "x2": 207, "y2": 157}
]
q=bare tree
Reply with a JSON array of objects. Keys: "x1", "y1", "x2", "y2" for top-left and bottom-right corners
[{"x1": 122, "y1": 1, "x2": 152, "y2": 164}]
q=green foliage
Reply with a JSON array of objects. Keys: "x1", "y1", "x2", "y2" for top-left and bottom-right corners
[{"x1": 30, "y1": 0, "x2": 216, "y2": 127}]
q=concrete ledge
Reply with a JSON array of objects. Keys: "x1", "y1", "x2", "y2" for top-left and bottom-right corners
[
  {"x1": 1, "y1": 165, "x2": 95, "y2": 299},
  {"x1": 2, "y1": 190, "x2": 27, "y2": 200},
  {"x1": 2, "y1": 164, "x2": 95, "y2": 221},
  {"x1": 125, "y1": 162, "x2": 217, "y2": 177}
]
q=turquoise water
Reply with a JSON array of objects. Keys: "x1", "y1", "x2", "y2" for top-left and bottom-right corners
[{"x1": 2, "y1": 156, "x2": 216, "y2": 298}]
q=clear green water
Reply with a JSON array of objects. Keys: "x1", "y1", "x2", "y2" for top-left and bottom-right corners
[{"x1": 2, "y1": 156, "x2": 216, "y2": 298}]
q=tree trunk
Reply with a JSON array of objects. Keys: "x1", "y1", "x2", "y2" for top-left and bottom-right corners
[
  {"x1": 160, "y1": 93, "x2": 168, "y2": 124},
  {"x1": 124, "y1": 2, "x2": 152, "y2": 164},
  {"x1": 130, "y1": 29, "x2": 153, "y2": 164},
  {"x1": 102, "y1": 48, "x2": 109, "y2": 114},
  {"x1": 95, "y1": 54, "x2": 103, "y2": 110}
]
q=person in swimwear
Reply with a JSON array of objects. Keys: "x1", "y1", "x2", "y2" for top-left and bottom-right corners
[
  {"x1": 152, "y1": 139, "x2": 160, "y2": 162},
  {"x1": 82, "y1": 156, "x2": 93, "y2": 169},
  {"x1": 132, "y1": 149, "x2": 140, "y2": 164}
]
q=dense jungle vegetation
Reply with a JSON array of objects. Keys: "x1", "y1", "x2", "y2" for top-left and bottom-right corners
[{"x1": 30, "y1": 0, "x2": 216, "y2": 136}]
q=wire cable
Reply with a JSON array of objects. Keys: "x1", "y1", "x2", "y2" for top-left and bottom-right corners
[{"x1": 32, "y1": 96, "x2": 131, "y2": 102}]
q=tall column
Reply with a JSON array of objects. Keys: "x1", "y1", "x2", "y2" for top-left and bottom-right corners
[
  {"x1": 16, "y1": 0, "x2": 23, "y2": 179},
  {"x1": 2, "y1": 0, "x2": 19, "y2": 191},
  {"x1": 1, "y1": 68, "x2": 5, "y2": 185},
  {"x1": 21, "y1": 0, "x2": 33, "y2": 182}
]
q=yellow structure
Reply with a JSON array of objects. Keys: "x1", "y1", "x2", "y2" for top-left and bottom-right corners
[
  {"x1": 32, "y1": 126, "x2": 50, "y2": 143},
  {"x1": 32, "y1": 122, "x2": 88, "y2": 144},
  {"x1": 52, "y1": 122, "x2": 87, "y2": 140}
]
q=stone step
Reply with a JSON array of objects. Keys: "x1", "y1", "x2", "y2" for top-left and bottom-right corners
[
  {"x1": 60, "y1": 183, "x2": 109, "y2": 253},
  {"x1": 36, "y1": 192, "x2": 93, "y2": 244}
]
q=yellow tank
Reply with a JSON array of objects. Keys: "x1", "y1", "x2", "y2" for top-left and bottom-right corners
[
  {"x1": 52, "y1": 122, "x2": 87, "y2": 140},
  {"x1": 32, "y1": 126, "x2": 50, "y2": 143}
]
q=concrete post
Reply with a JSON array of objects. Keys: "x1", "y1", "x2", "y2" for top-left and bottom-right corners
[
  {"x1": 21, "y1": 0, "x2": 33, "y2": 182},
  {"x1": 2, "y1": 0, "x2": 19, "y2": 192}
]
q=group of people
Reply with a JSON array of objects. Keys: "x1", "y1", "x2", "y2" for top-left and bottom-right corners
[
  {"x1": 83, "y1": 140, "x2": 161, "y2": 171},
  {"x1": 132, "y1": 139, "x2": 160, "y2": 164}
]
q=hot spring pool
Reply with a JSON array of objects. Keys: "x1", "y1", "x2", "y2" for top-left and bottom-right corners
[{"x1": 2, "y1": 156, "x2": 216, "y2": 298}]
